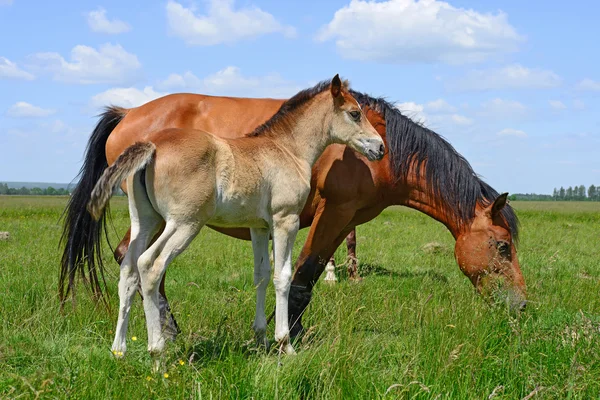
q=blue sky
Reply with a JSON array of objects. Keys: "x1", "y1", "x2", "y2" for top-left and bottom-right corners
[{"x1": 1, "y1": 0, "x2": 598, "y2": 194}]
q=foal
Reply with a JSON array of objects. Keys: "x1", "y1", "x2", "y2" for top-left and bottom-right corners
[{"x1": 87, "y1": 75, "x2": 384, "y2": 359}]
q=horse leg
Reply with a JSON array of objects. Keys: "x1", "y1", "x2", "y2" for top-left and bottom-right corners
[
  {"x1": 345, "y1": 229, "x2": 360, "y2": 281},
  {"x1": 323, "y1": 255, "x2": 337, "y2": 283},
  {"x1": 250, "y1": 228, "x2": 270, "y2": 349},
  {"x1": 112, "y1": 178, "x2": 163, "y2": 357},
  {"x1": 116, "y1": 226, "x2": 181, "y2": 340},
  {"x1": 288, "y1": 202, "x2": 356, "y2": 338},
  {"x1": 138, "y1": 221, "x2": 200, "y2": 369},
  {"x1": 271, "y1": 213, "x2": 299, "y2": 355}
]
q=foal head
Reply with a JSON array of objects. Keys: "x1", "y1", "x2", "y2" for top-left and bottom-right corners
[
  {"x1": 455, "y1": 193, "x2": 527, "y2": 311},
  {"x1": 327, "y1": 75, "x2": 385, "y2": 161}
]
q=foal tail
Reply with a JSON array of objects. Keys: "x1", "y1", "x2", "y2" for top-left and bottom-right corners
[
  {"x1": 60, "y1": 106, "x2": 127, "y2": 305},
  {"x1": 87, "y1": 142, "x2": 156, "y2": 221}
]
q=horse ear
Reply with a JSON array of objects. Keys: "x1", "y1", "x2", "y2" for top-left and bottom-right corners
[
  {"x1": 331, "y1": 74, "x2": 342, "y2": 98},
  {"x1": 491, "y1": 192, "x2": 509, "y2": 217}
]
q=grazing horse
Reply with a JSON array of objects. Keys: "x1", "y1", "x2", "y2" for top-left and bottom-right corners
[
  {"x1": 60, "y1": 85, "x2": 526, "y2": 340},
  {"x1": 85, "y1": 76, "x2": 384, "y2": 359}
]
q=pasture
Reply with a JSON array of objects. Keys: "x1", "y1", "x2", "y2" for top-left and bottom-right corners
[{"x1": 0, "y1": 196, "x2": 599, "y2": 399}]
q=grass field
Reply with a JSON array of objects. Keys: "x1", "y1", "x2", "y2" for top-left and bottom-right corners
[{"x1": 1, "y1": 196, "x2": 599, "y2": 399}]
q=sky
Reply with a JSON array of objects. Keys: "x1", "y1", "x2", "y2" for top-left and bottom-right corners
[{"x1": 1, "y1": 0, "x2": 599, "y2": 194}]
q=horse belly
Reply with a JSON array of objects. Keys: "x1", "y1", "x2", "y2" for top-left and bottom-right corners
[{"x1": 208, "y1": 197, "x2": 269, "y2": 229}]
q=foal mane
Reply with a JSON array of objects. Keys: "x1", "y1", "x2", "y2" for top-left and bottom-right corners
[
  {"x1": 350, "y1": 90, "x2": 520, "y2": 243},
  {"x1": 248, "y1": 78, "x2": 349, "y2": 137}
]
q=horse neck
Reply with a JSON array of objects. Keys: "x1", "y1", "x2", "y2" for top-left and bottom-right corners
[
  {"x1": 391, "y1": 164, "x2": 467, "y2": 239},
  {"x1": 271, "y1": 99, "x2": 332, "y2": 168}
]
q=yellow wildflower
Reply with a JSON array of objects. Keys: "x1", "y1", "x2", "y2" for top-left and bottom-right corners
[
  {"x1": 132, "y1": 336, "x2": 137, "y2": 341},
  {"x1": 163, "y1": 373, "x2": 169, "y2": 379},
  {"x1": 179, "y1": 359, "x2": 185, "y2": 366}
]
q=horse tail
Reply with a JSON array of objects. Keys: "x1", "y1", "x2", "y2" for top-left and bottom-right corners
[
  {"x1": 87, "y1": 142, "x2": 156, "y2": 221},
  {"x1": 59, "y1": 106, "x2": 127, "y2": 305}
]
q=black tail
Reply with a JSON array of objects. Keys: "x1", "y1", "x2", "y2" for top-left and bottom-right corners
[{"x1": 59, "y1": 106, "x2": 126, "y2": 305}]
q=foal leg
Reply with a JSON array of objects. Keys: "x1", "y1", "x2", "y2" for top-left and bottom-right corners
[
  {"x1": 138, "y1": 222, "x2": 200, "y2": 363},
  {"x1": 271, "y1": 214, "x2": 299, "y2": 355},
  {"x1": 112, "y1": 177, "x2": 163, "y2": 357},
  {"x1": 250, "y1": 228, "x2": 270, "y2": 349},
  {"x1": 115, "y1": 227, "x2": 181, "y2": 340}
]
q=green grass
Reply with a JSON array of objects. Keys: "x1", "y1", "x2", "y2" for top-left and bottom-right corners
[{"x1": 0, "y1": 197, "x2": 599, "y2": 399}]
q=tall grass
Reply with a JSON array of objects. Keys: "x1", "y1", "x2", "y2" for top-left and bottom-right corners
[{"x1": 0, "y1": 197, "x2": 598, "y2": 398}]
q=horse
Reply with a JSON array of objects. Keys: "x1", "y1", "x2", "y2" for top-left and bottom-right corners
[
  {"x1": 85, "y1": 76, "x2": 384, "y2": 360},
  {"x1": 60, "y1": 84, "x2": 526, "y2": 341}
]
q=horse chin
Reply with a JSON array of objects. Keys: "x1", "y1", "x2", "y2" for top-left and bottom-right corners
[{"x1": 477, "y1": 275, "x2": 527, "y2": 313}]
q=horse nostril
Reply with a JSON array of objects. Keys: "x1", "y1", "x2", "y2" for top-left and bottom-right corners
[
  {"x1": 379, "y1": 143, "x2": 384, "y2": 154},
  {"x1": 519, "y1": 300, "x2": 527, "y2": 311}
]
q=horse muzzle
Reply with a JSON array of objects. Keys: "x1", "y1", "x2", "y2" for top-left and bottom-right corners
[{"x1": 359, "y1": 138, "x2": 385, "y2": 161}]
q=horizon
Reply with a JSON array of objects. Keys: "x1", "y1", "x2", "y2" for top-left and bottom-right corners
[{"x1": 1, "y1": 0, "x2": 598, "y2": 193}]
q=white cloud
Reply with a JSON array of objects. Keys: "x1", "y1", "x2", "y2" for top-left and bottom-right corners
[
  {"x1": 448, "y1": 64, "x2": 561, "y2": 91},
  {"x1": 426, "y1": 98, "x2": 456, "y2": 113},
  {"x1": 396, "y1": 100, "x2": 473, "y2": 128},
  {"x1": 317, "y1": 0, "x2": 522, "y2": 64},
  {"x1": 6, "y1": 102, "x2": 56, "y2": 118},
  {"x1": 90, "y1": 86, "x2": 167, "y2": 109},
  {"x1": 498, "y1": 128, "x2": 527, "y2": 138},
  {"x1": 480, "y1": 98, "x2": 527, "y2": 118},
  {"x1": 449, "y1": 114, "x2": 473, "y2": 126},
  {"x1": 396, "y1": 102, "x2": 427, "y2": 124},
  {"x1": 86, "y1": 8, "x2": 131, "y2": 34},
  {"x1": 576, "y1": 78, "x2": 600, "y2": 91},
  {"x1": 549, "y1": 100, "x2": 567, "y2": 110},
  {"x1": 28, "y1": 43, "x2": 141, "y2": 84},
  {"x1": 166, "y1": 0, "x2": 296, "y2": 46},
  {"x1": 0, "y1": 57, "x2": 35, "y2": 80},
  {"x1": 157, "y1": 66, "x2": 302, "y2": 98}
]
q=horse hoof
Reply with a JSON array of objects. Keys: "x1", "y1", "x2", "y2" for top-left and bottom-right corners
[
  {"x1": 111, "y1": 349, "x2": 126, "y2": 359},
  {"x1": 255, "y1": 334, "x2": 271, "y2": 352},
  {"x1": 151, "y1": 357, "x2": 164, "y2": 374},
  {"x1": 282, "y1": 342, "x2": 296, "y2": 355}
]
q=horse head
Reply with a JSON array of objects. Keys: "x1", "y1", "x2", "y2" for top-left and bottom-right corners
[{"x1": 455, "y1": 193, "x2": 527, "y2": 311}]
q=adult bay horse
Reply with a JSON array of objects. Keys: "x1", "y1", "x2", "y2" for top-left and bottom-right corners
[
  {"x1": 86, "y1": 76, "x2": 384, "y2": 358},
  {"x1": 61, "y1": 86, "x2": 526, "y2": 339}
]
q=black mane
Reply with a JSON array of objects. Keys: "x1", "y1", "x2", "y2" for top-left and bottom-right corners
[
  {"x1": 248, "y1": 79, "x2": 333, "y2": 137},
  {"x1": 350, "y1": 90, "x2": 519, "y2": 243}
]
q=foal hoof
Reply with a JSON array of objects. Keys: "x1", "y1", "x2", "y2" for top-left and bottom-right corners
[
  {"x1": 151, "y1": 357, "x2": 164, "y2": 374},
  {"x1": 111, "y1": 349, "x2": 126, "y2": 359},
  {"x1": 255, "y1": 334, "x2": 271, "y2": 352},
  {"x1": 280, "y1": 342, "x2": 296, "y2": 355}
]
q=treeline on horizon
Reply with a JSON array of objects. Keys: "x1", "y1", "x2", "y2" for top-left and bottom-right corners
[
  {"x1": 2, "y1": 182, "x2": 599, "y2": 201},
  {"x1": 510, "y1": 184, "x2": 600, "y2": 201},
  {"x1": 0, "y1": 183, "x2": 125, "y2": 196}
]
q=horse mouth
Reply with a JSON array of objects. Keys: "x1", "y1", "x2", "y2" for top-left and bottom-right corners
[{"x1": 366, "y1": 148, "x2": 385, "y2": 161}]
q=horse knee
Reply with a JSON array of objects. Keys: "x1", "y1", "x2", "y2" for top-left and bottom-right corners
[{"x1": 273, "y1": 270, "x2": 292, "y2": 293}]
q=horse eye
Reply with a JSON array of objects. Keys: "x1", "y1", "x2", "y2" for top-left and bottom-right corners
[
  {"x1": 497, "y1": 241, "x2": 511, "y2": 257},
  {"x1": 348, "y1": 110, "x2": 361, "y2": 121}
]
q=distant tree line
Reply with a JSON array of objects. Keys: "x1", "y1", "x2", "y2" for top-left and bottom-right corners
[
  {"x1": 0, "y1": 183, "x2": 71, "y2": 196},
  {"x1": 509, "y1": 184, "x2": 600, "y2": 201},
  {"x1": 0, "y1": 182, "x2": 126, "y2": 196}
]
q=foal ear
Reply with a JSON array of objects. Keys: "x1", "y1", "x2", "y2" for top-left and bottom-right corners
[
  {"x1": 331, "y1": 74, "x2": 342, "y2": 98},
  {"x1": 491, "y1": 192, "x2": 509, "y2": 217}
]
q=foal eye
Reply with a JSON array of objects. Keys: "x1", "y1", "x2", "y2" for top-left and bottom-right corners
[{"x1": 348, "y1": 110, "x2": 361, "y2": 121}]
